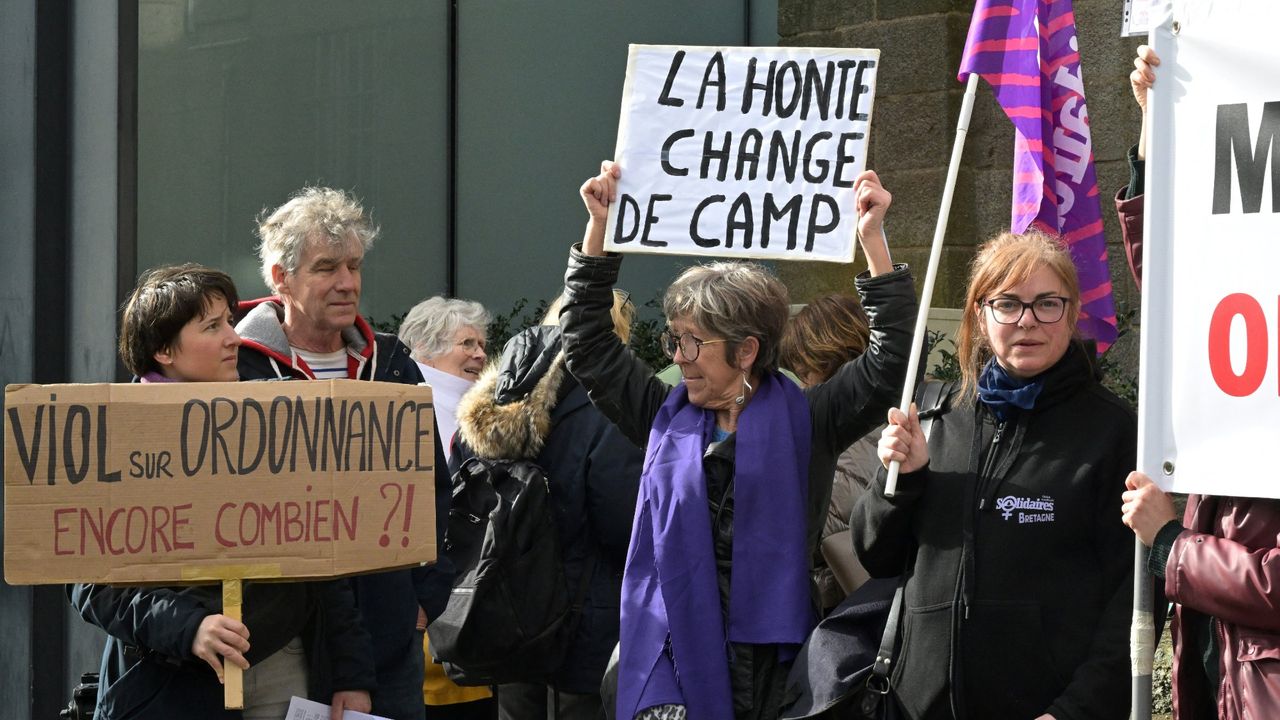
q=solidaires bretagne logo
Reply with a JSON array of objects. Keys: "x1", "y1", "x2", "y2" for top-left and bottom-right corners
[{"x1": 995, "y1": 495, "x2": 1055, "y2": 524}]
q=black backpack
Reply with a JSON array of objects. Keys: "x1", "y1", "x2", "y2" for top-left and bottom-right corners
[{"x1": 427, "y1": 455, "x2": 595, "y2": 686}]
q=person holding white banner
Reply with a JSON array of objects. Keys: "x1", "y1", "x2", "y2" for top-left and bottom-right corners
[
  {"x1": 857, "y1": 231, "x2": 1137, "y2": 720},
  {"x1": 1118, "y1": 45, "x2": 1280, "y2": 720},
  {"x1": 560, "y1": 161, "x2": 915, "y2": 720}
]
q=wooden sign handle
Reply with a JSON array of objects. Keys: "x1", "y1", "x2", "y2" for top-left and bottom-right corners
[{"x1": 223, "y1": 578, "x2": 244, "y2": 709}]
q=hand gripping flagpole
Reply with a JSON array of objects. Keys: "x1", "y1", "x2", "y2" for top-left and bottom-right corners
[{"x1": 884, "y1": 73, "x2": 980, "y2": 497}]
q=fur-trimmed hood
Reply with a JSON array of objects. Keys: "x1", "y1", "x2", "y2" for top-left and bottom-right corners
[{"x1": 456, "y1": 325, "x2": 574, "y2": 460}]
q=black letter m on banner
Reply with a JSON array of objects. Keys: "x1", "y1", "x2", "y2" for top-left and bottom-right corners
[{"x1": 1214, "y1": 102, "x2": 1280, "y2": 214}]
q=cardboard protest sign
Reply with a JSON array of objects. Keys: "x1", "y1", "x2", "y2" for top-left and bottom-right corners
[
  {"x1": 4, "y1": 380, "x2": 437, "y2": 584},
  {"x1": 1138, "y1": 0, "x2": 1280, "y2": 499},
  {"x1": 605, "y1": 44, "x2": 879, "y2": 262}
]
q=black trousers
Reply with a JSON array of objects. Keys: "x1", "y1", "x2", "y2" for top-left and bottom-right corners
[{"x1": 497, "y1": 683, "x2": 603, "y2": 720}]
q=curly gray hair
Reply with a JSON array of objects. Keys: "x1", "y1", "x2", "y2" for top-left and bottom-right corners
[
  {"x1": 663, "y1": 261, "x2": 790, "y2": 375},
  {"x1": 256, "y1": 187, "x2": 378, "y2": 291},
  {"x1": 398, "y1": 297, "x2": 491, "y2": 362}
]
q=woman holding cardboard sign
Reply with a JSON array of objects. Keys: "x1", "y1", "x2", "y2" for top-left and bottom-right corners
[
  {"x1": 560, "y1": 162, "x2": 916, "y2": 720},
  {"x1": 68, "y1": 264, "x2": 375, "y2": 720}
]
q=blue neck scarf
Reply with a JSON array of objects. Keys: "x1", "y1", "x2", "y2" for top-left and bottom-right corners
[
  {"x1": 617, "y1": 372, "x2": 814, "y2": 720},
  {"x1": 977, "y1": 357, "x2": 1044, "y2": 421}
]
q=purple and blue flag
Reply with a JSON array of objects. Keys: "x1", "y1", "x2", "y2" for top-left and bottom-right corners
[{"x1": 960, "y1": 0, "x2": 1117, "y2": 352}]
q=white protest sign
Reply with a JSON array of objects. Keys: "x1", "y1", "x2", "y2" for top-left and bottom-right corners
[
  {"x1": 605, "y1": 44, "x2": 879, "y2": 263},
  {"x1": 1139, "y1": 0, "x2": 1280, "y2": 499}
]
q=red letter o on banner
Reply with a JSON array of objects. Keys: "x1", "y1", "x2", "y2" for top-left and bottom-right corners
[{"x1": 1208, "y1": 293, "x2": 1268, "y2": 397}]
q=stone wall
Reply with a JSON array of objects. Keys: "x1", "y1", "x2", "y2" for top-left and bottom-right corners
[{"x1": 777, "y1": 0, "x2": 1145, "y2": 353}]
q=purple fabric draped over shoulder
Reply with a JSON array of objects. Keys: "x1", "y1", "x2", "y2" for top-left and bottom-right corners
[{"x1": 617, "y1": 372, "x2": 814, "y2": 719}]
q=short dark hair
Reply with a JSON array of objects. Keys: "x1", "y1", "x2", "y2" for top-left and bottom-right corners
[{"x1": 118, "y1": 264, "x2": 240, "y2": 377}]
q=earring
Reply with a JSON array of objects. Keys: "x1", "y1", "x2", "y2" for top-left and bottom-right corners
[{"x1": 735, "y1": 372, "x2": 753, "y2": 406}]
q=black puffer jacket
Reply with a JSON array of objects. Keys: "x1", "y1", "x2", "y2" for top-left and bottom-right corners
[
  {"x1": 452, "y1": 325, "x2": 643, "y2": 694},
  {"x1": 559, "y1": 245, "x2": 917, "y2": 719},
  {"x1": 852, "y1": 341, "x2": 1136, "y2": 720},
  {"x1": 67, "y1": 579, "x2": 374, "y2": 719}
]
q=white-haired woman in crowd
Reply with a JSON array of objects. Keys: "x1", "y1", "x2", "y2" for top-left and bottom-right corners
[
  {"x1": 398, "y1": 296, "x2": 497, "y2": 719},
  {"x1": 398, "y1": 297, "x2": 490, "y2": 459}
]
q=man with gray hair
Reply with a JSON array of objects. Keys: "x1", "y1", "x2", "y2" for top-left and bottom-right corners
[{"x1": 236, "y1": 186, "x2": 453, "y2": 720}]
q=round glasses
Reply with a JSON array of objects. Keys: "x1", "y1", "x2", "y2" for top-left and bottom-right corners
[
  {"x1": 659, "y1": 330, "x2": 728, "y2": 361},
  {"x1": 983, "y1": 296, "x2": 1070, "y2": 325}
]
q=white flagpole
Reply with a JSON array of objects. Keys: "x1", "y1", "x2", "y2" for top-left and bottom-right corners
[{"x1": 885, "y1": 73, "x2": 980, "y2": 497}]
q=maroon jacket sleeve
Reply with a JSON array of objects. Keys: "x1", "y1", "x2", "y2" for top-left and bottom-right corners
[
  {"x1": 1164, "y1": 518, "x2": 1280, "y2": 632},
  {"x1": 1115, "y1": 187, "x2": 1144, "y2": 291}
]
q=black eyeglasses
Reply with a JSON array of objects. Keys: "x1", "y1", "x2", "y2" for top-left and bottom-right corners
[
  {"x1": 983, "y1": 296, "x2": 1070, "y2": 325},
  {"x1": 659, "y1": 330, "x2": 728, "y2": 361}
]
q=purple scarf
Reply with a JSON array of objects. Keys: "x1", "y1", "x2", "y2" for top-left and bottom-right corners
[
  {"x1": 139, "y1": 371, "x2": 176, "y2": 383},
  {"x1": 617, "y1": 372, "x2": 814, "y2": 719}
]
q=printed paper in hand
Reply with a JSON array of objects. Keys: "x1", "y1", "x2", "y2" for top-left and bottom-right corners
[{"x1": 285, "y1": 696, "x2": 390, "y2": 720}]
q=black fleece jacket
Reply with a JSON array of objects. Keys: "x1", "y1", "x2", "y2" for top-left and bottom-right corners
[
  {"x1": 852, "y1": 341, "x2": 1137, "y2": 720},
  {"x1": 68, "y1": 579, "x2": 374, "y2": 719}
]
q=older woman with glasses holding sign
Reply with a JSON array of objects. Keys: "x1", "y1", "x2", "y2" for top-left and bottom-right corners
[
  {"x1": 855, "y1": 230, "x2": 1137, "y2": 720},
  {"x1": 559, "y1": 161, "x2": 916, "y2": 720}
]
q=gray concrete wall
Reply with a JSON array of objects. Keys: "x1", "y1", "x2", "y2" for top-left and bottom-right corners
[
  {"x1": 70, "y1": 0, "x2": 124, "y2": 384},
  {"x1": 775, "y1": 0, "x2": 1144, "y2": 347},
  {"x1": 0, "y1": 0, "x2": 37, "y2": 716},
  {"x1": 1, "y1": 2, "x2": 121, "y2": 714},
  {"x1": 64, "y1": 0, "x2": 121, "y2": 690},
  {"x1": 455, "y1": 0, "x2": 778, "y2": 317},
  {"x1": 134, "y1": 1, "x2": 453, "y2": 324}
]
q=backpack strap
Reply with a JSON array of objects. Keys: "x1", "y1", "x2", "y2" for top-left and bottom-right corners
[
  {"x1": 869, "y1": 582, "x2": 906, "y2": 692},
  {"x1": 867, "y1": 380, "x2": 954, "y2": 697},
  {"x1": 915, "y1": 379, "x2": 955, "y2": 441}
]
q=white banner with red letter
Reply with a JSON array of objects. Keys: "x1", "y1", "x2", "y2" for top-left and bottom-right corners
[{"x1": 1140, "y1": 0, "x2": 1280, "y2": 499}]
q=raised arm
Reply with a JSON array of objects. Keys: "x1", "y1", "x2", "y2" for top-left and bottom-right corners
[
  {"x1": 1131, "y1": 44, "x2": 1158, "y2": 163},
  {"x1": 855, "y1": 169, "x2": 894, "y2": 276},
  {"x1": 561, "y1": 161, "x2": 671, "y2": 446},
  {"x1": 806, "y1": 170, "x2": 917, "y2": 453},
  {"x1": 1117, "y1": 45, "x2": 1159, "y2": 289},
  {"x1": 580, "y1": 160, "x2": 619, "y2": 257}
]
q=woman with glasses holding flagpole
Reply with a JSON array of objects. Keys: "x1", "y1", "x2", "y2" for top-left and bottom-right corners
[
  {"x1": 857, "y1": 230, "x2": 1137, "y2": 720},
  {"x1": 558, "y1": 161, "x2": 917, "y2": 720}
]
